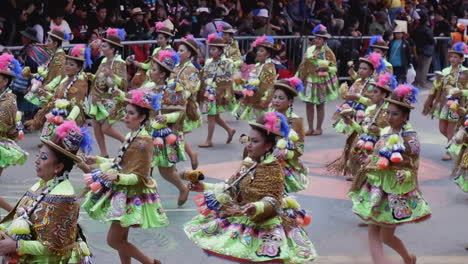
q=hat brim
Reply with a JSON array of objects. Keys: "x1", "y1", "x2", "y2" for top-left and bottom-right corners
[
  {"x1": 47, "y1": 32, "x2": 65, "y2": 41},
  {"x1": 370, "y1": 45, "x2": 389, "y2": 51},
  {"x1": 152, "y1": 57, "x2": 175, "y2": 73},
  {"x1": 20, "y1": 31, "x2": 38, "y2": 42},
  {"x1": 248, "y1": 122, "x2": 284, "y2": 137},
  {"x1": 274, "y1": 83, "x2": 298, "y2": 96},
  {"x1": 359, "y1": 58, "x2": 375, "y2": 69},
  {"x1": 180, "y1": 40, "x2": 200, "y2": 56},
  {"x1": 0, "y1": 71, "x2": 15, "y2": 78},
  {"x1": 41, "y1": 138, "x2": 81, "y2": 163},
  {"x1": 448, "y1": 50, "x2": 465, "y2": 56},
  {"x1": 384, "y1": 98, "x2": 414, "y2": 109},
  {"x1": 155, "y1": 30, "x2": 174, "y2": 37},
  {"x1": 103, "y1": 38, "x2": 124, "y2": 48},
  {"x1": 221, "y1": 29, "x2": 237, "y2": 34},
  {"x1": 256, "y1": 43, "x2": 276, "y2": 51},
  {"x1": 208, "y1": 43, "x2": 227, "y2": 47},
  {"x1": 314, "y1": 33, "x2": 331, "y2": 39},
  {"x1": 370, "y1": 82, "x2": 392, "y2": 93},
  {"x1": 64, "y1": 54, "x2": 85, "y2": 62}
]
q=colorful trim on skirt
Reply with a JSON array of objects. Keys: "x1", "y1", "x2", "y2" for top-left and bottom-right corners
[{"x1": 299, "y1": 75, "x2": 339, "y2": 104}]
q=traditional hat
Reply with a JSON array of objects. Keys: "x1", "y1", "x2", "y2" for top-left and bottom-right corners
[
  {"x1": 20, "y1": 27, "x2": 39, "y2": 42},
  {"x1": 449, "y1": 42, "x2": 468, "y2": 57},
  {"x1": 47, "y1": 27, "x2": 70, "y2": 42},
  {"x1": 252, "y1": 35, "x2": 276, "y2": 50},
  {"x1": 359, "y1": 52, "x2": 386, "y2": 73},
  {"x1": 369, "y1": 35, "x2": 389, "y2": 51},
  {"x1": 249, "y1": 111, "x2": 290, "y2": 137},
  {"x1": 385, "y1": 84, "x2": 419, "y2": 109},
  {"x1": 217, "y1": 24, "x2": 236, "y2": 34},
  {"x1": 370, "y1": 72, "x2": 397, "y2": 93},
  {"x1": 126, "y1": 88, "x2": 162, "y2": 111},
  {"x1": 155, "y1": 21, "x2": 174, "y2": 37},
  {"x1": 131, "y1": 7, "x2": 146, "y2": 16},
  {"x1": 206, "y1": 33, "x2": 226, "y2": 47},
  {"x1": 0, "y1": 53, "x2": 22, "y2": 78},
  {"x1": 274, "y1": 77, "x2": 304, "y2": 97},
  {"x1": 312, "y1": 24, "x2": 331, "y2": 39},
  {"x1": 103, "y1": 28, "x2": 125, "y2": 48},
  {"x1": 180, "y1": 34, "x2": 201, "y2": 56},
  {"x1": 65, "y1": 44, "x2": 93, "y2": 68},
  {"x1": 40, "y1": 120, "x2": 93, "y2": 163},
  {"x1": 152, "y1": 50, "x2": 180, "y2": 73}
]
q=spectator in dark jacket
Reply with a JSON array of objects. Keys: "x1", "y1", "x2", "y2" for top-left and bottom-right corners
[
  {"x1": 389, "y1": 28, "x2": 412, "y2": 83},
  {"x1": 433, "y1": 11, "x2": 451, "y2": 71},
  {"x1": 413, "y1": 14, "x2": 435, "y2": 88},
  {"x1": 68, "y1": 3, "x2": 89, "y2": 43},
  {"x1": 87, "y1": 4, "x2": 109, "y2": 39}
]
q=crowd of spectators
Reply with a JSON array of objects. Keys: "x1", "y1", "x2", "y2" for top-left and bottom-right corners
[{"x1": 0, "y1": 0, "x2": 467, "y2": 86}]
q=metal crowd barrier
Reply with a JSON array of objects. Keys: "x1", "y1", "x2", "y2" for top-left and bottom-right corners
[{"x1": 4, "y1": 35, "x2": 452, "y2": 79}]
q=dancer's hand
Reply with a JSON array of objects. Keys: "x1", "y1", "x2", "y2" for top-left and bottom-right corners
[
  {"x1": 368, "y1": 124, "x2": 380, "y2": 135},
  {"x1": 188, "y1": 182, "x2": 204, "y2": 192},
  {"x1": 155, "y1": 115, "x2": 166, "y2": 123},
  {"x1": 274, "y1": 149, "x2": 287, "y2": 161},
  {"x1": 0, "y1": 232, "x2": 16, "y2": 255},
  {"x1": 101, "y1": 172, "x2": 118, "y2": 182},
  {"x1": 242, "y1": 203, "x2": 257, "y2": 217},
  {"x1": 84, "y1": 156, "x2": 97, "y2": 165}
]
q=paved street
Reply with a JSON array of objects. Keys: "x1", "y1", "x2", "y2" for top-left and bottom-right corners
[{"x1": 2, "y1": 89, "x2": 468, "y2": 264}]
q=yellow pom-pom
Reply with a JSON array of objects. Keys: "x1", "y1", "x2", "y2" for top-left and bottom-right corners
[
  {"x1": 288, "y1": 130, "x2": 299, "y2": 141},
  {"x1": 317, "y1": 59, "x2": 330, "y2": 67},
  {"x1": 16, "y1": 111, "x2": 22, "y2": 122},
  {"x1": 283, "y1": 196, "x2": 300, "y2": 210},
  {"x1": 80, "y1": 241, "x2": 91, "y2": 256},
  {"x1": 216, "y1": 193, "x2": 231, "y2": 204},
  {"x1": 38, "y1": 66, "x2": 44, "y2": 74},
  {"x1": 250, "y1": 79, "x2": 260, "y2": 86},
  {"x1": 175, "y1": 84, "x2": 183, "y2": 92},
  {"x1": 152, "y1": 121, "x2": 166, "y2": 129},
  {"x1": 388, "y1": 134, "x2": 399, "y2": 146},
  {"x1": 7, "y1": 217, "x2": 31, "y2": 235},
  {"x1": 22, "y1": 67, "x2": 31, "y2": 77},
  {"x1": 55, "y1": 99, "x2": 70, "y2": 109},
  {"x1": 277, "y1": 138, "x2": 287, "y2": 149},
  {"x1": 450, "y1": 102, "x2": 459, "y2": 111}
]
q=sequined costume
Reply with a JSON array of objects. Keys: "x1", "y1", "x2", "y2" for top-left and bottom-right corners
[{"x1": 184, "y1": 156, "x2": 317, "y2": 263}]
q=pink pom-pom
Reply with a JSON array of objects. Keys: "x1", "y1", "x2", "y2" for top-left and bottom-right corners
[
  {"x1": 217, "y1": 24, "x2": 224, "y2": 31},
  {"x1": 153, "y1": 137, "x2": 164, "y2": 147},
  {"x1": 129, "y1": 88, "x2": 150, "y2": 108},
  {"x1": 46, "y1": 113, "x2": 55, "y2": 123},
  {"x1": 207, "y1": 33, "x2": 217, "y2": 44},
  {"x1": 357, "y1": 110, "x2": 365, "y2": 118},
  {"x1": 368, "y1": 52, "x2": 382, "y2": 69},
  {"x1": 447, "y1": 100, "x2": 454, "y2": 106},
  {"x1": 252, "y1": 35, "x2": 267, "y2": 48},
  {"x1": 155, "y1": 22, "x2": 165, "y2": 30},
  {"x1": 377, "y1": 156, "x2": 389, "y2": 169},
  {"x1": 342, "y1": 103, "x2": 350, "y2": 109},
  {"x1": 158, "y1": 50, "x2": 174, "y2": 63},
  {"x1": 70, "y1": 44, "x2": 85, "y2": 57},
  {"x1": 390, "y1": 152, "x2": 403, "y2": 163},
  {"x1": 83, "y1": 173, "x2": 93, "y2": 185},
  {"x1": 17, "y1": 130, "x2": 24, "y2": 140},
  {"x1": 54, "y1": 115, "x2": 64, "y2": 125},
  {"x1": 90, "y1": 182, "x2": 102, "y2": 193},
  {"x1": 394, "y1": 84, "x2": 413, "y2": 100},
  {"x1": 288, "y1": 77, "x2": 301, "y2": 87},
  {"x1": 377, "y1": 72, "x2": 391, "y2": 87},
  {"x1": 464, "y1": 119, "x2": 468, "y2": 127},
  {"x1": 182, "y1": 34, "x2": 194, "y2": 41},
  {"x1": 106, "y1": 28, "x2": 118, "y2": 37},
  {"x1": 165, "y1": 134, "x2": 177, "y2": 144},
  {"x1": 0, "y1": 54, "x2": 13, "y2": 72},
  {"x1": 263, "y1": 112, "x2": 278, "y2": 133},
  {"x1": 55, "y1": 120, "x2": 80, "y2": 139}
]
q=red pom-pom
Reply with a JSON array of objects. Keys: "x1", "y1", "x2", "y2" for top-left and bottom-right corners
[
  {"x1": 198, "y1": 205, "x2": 211, "y2": 216},
  {"x1": 194, "y1": 194, "x2": 206, "y2": 207},
  {"x1": 165, "y1": 134, "x2": 177, "y2": 145},
  {"x1": 90, "y1": 182, "x2": 102, "y2": 193},
  {"x1": 153, "y1": 137, "x2": 164, "y2": 147},
  {"x1": 357, "y1": 110, "x2": 365, "y2": 118},
  {"x1": 464, "y1": 119, "x2": 468, "y2": 127},
  {"x1": 390, "y1": 152, "x2": 403, "y2": 163},
  {"x1": 303, "y1": 215, "x2": 312, "y2": 226},
  {"x1": 83, "y1": 173, "x2": 93, "y2": 185},
  {"x1": 54, "y1": 115, "x2": 64, "y2": 124},
  {"x1": 377, "y1": 156, "x2": 389, "y2": 169},
  {"x1": 46, "y1": 113, "x2": 55, "y2": 123},
  {"x1": 17, "y1": 130, "x2": 24, "y2": 140},
  {"x1": 364, "y1": 141, "x2": 374, "y2": 151}
]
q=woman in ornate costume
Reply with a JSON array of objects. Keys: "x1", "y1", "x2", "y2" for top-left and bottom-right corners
[
  {"x1": 349, "y1": 84, "x2": 430, "y2": 264},
  {"x1": 88, "y1": 28, "x2": 128, "y2": 157},
  {"x1": 333, "y1": 53, "x2": 386, "y2": 135},
  {"x1": 270, "y1": 78, "x2": 309, "y2": 193},
  {"x1": 218, "y1": 24, "x2": 243, "y2": 97},
  {"x1": 423, "y1": 42, "x2": 468, "y2": 161},
  {"x1": 148, "y1": 50, "x2": 190, "y2": 206},
  {"x1": 170, "y1": 35, "x2": 202, "y2": 170},
  {"x1": 25, "y1": 44, "x2": 92, "y2": 138},
  {"x1": 198, "y1": 34, "x2": 236, "y2": 148},
  {"x1": 0, "y1": 54, "x2": 28, "y2": 178},
  {"x1": 131, "y1": 22, "x2": 174, "y2": 89},
  {"x1": 0, "y1": 120, "x2": 92, "y2": 263},
  {"x1": 82, "y1": 88, "x2": 168, "y2": 264},
  {"x1": 24, "y1": 27, "x2": 68, "y2": 107},
  {"x1": 452, "y1": 113, "x2": 468, "y2": 192},
  {"x1": 184, "y1": 111, "x2": 317, "y2": 263},
  {"x1": 328, "y1": 73, "x2": 396, "y2": 181},
  {"x1": 232, "y1": 35, "x2": 277, "y2": 122},
  {"x1": 297, "y1": 24, "x2": 339, "y2": 136}
]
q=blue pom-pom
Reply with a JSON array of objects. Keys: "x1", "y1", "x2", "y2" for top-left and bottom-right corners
[
  {"x1": 204, "y1": 191, "x2": 221, "y2": 210},
  {"x1": 84, "y1": 47, "x2": 93, "y2": 68},
  {"x1": 80, "y1": 126, "x2": 94, "y2": 154},
  {"x1": 118, "y1": 29, "x2": 126, "y2": 41},
  {"x1": 378, "y1": 147, "x2": 392, "y2": 159},
  {"x1": 276, "y1": 112, "x2": 290, "y2": 137},
  {"x1": 370, "y1": 35, "x2": 382, "y2": 46},
  {"x1": 64, "y1": 32, "x2": 71, "y2": 41},
  {"x1": 266, "y1": 36, "x2": 274, "y2": 44},
  {"x1": 217, "y1": 32, "x2": 223, "y2": 37},
  {"x1": 11, "y1": 58, "x2": 23, "y2": 77},
  {"x1": 376, "y1": 58, "x2": 387, "y2": 74},
  {"x1": 151, "y1": 93, "x2": 162, "y2": 111},
  {"x1": 453, "y1": 42, "x2": 465, "y2": 53},
  {"x1": 312, "y1": 24, "x2": 325, "y2": 34},
  {"x1": 172, "y1": 52, "x2": 180, "y2": 65},
  {"x1": 390, "y1": 74, "x2": 397, "y2": 91}
]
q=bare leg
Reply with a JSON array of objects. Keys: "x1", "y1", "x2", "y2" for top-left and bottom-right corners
[
  {"x1": 305, "y1": 102, "x2": 315, "y2": 135},
  {"x1": 158, "y1": 166, "x2": 189, "y2": 206},
  {"x1": 184, "y1": 138, "x2": 198, "y2": 170},
  {"x1": 0, "y1": 196, "x2": 13, "y2": 212},
  {"x1": 199, "y1": 115, "x2": 216, "y2": 147},
  {"x1": 368, "y1": 224, "x2": 385, "y2": 264},
  {"x1": 446, "y1": 121, "x2": 457, "y2": 141},
  {"x1": 314, "y1": 103, "x2": 325, "y2": 135},
  {"x1": 214, "y1": 114, "x2": 236, "y2": 143},
  {"x1": 93, "y1": 121, "x2": 108, "y2": 157},
  {"x1": 380, "y1": 226, "x2": 413, "y2": 264},
  {"x1": 439, "y1": 120, "x2": 448, "y2": 139},
  {"x1": 102, "y1": 121, "x2": 125, "y2": 144},
  {"x1": 107, "y1": 222, "x2": 155, "y2": 264}
]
